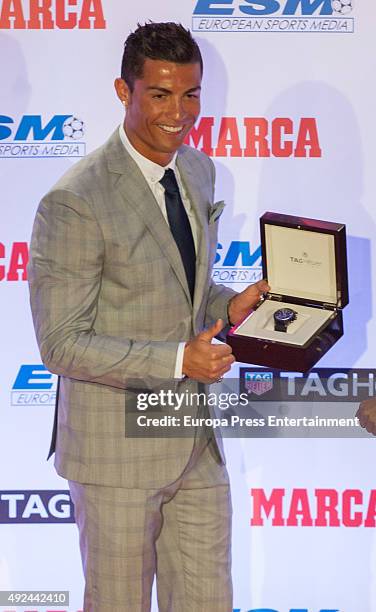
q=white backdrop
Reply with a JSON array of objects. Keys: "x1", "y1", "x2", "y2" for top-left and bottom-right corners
[{"x1": 0, "y1": 1, "x2": 375, "y2": 611}]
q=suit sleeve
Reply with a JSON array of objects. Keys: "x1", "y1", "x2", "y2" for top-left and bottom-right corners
[
  {"x1": 28, "y1": 190, "x2": 179, "y2": 390},
  {"x1": 205, "y1": 280, "x2": 237, "y2": 328}
]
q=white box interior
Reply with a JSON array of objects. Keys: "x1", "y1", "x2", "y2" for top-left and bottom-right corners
[
  {"x1": 233, "y1": 300, "x2": 335, "y2": 347},
  {"x1": 265, "y1": 224, "x2": 337, "y2": 305}
]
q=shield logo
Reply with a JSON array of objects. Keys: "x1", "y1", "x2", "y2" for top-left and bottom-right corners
[{"x1": 245, "y1": 371, "x2": 273, "y2": 396}]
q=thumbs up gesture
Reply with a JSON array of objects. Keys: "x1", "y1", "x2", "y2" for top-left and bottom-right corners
[{"x1": 182, "y1": 319, "x2": 235, "y2": 383}]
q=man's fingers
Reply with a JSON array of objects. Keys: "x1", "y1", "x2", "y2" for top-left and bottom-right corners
[
  {"x1": 255, "y1": 278, "x2": 270, "y2": 293},
  {"x1": 356, "y1": 401, "x2": 376, "y2": 436},
  {"x1": 198, "y1": 318, "x2": 225, "y2": 343},
  {"x1": 246, "y1": 278, "x2": 269, "y2": 296},
  {"x1": 364, "y1": 419, "x2": 376, "y2": 435},
  {"x1": 208, "y1": 344, "x2": 233, "y2": 359},
  {"x1": 203, "y1": 361, "x2": 234, "y2": 384},
  {"x1": 209, "y1": 353, "x2": 235, "y2": 369},
  {"x1": 208, "y1": 354, "x2": 235, "y2": 375},
  {"x1": 360, "y1": 416, "x2": 376, "y2": 435}
]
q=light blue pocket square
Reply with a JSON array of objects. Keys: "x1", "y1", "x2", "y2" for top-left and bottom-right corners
[{"x1": 208, "y1": 200, "x2": 225, "y2": 224}]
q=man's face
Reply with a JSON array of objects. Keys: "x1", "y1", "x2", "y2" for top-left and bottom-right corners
[{"x1": 115, "y1": 58, "x2": 202, "y2": 166}]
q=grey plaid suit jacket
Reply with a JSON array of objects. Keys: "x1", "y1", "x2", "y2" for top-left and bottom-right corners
[{"x1": 28, "y1": 129, "x2": 236, "y2": 489}]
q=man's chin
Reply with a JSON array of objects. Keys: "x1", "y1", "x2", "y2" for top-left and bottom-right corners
[{"x1": 154, "y1": 139, "x2": 186, "y2": 155}]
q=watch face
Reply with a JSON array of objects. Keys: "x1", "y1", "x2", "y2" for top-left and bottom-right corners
[{"x1": 274, "y1": 308, "x2": 297, "y2": 323}]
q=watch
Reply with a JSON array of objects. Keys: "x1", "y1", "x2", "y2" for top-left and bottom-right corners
[{"x1": 273, "y1": 307, "x2": 297, "y2": 332}]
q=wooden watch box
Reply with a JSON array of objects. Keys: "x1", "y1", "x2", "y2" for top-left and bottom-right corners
[{"x1": 227, "y1": 211, "x2": 349, "y2": 373}]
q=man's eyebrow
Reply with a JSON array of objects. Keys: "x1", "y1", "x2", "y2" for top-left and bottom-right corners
[
  {"x1": 146, "y1": 86, "x2": 202, "y2": 94},
  {"x1": 146, "y1": 86, "x2": 171, "y2": 94}
]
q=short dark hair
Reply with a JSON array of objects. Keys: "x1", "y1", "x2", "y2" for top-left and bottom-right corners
[{"x1": 121, "y1": 22, "x2": 203, "y2": 90}]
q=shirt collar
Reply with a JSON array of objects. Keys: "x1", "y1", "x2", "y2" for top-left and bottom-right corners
[{"x1": 119, "y1": 123, "x2": 177, "y2": 184}]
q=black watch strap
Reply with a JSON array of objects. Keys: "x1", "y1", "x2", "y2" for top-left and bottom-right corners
[{"x1": 274, "y1": 321, "x2": 287, "y2": 332}]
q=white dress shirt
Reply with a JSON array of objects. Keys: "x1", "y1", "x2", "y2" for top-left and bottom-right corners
[{"x1": 119, "y1": 124, "x2": 197, "y2": 378}]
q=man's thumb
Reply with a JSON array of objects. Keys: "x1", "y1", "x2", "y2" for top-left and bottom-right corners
[{"x1": 198, "y1": 319, "x2": 224, "y2": 343}]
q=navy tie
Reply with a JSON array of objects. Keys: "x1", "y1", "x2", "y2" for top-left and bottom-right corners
[{"x1": 160, "y1": 169, "x2": 196, "y2": 301}]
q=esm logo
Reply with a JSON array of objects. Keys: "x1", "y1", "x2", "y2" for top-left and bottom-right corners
[
  {"x1": 11, "y1": 364, "x2": 57, "y2": 406},
  {"x1": 194, "y1": 0, "x2": 336, "y2": 15},
  {"x1": 192, "y1": 0, "x2": 354, "y2": 33},
  {"x1": 213, "y1": 241, "x2": 262, "y2": 285},
  {"x1": 0, "y1": 114, "x2": 86, "y2": 158}
]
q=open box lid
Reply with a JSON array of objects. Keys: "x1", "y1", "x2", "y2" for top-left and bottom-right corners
[{"x1": 260, "y1": 212, "x2": 349, "y2": 308}]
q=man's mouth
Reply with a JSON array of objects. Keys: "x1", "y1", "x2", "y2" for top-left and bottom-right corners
[{"x1": 158, "y1": 125, "x2": 184, "y2": 134}]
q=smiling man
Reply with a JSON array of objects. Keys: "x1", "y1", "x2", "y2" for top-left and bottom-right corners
[
  {"x1": 28, "y1": 22, "x2": 267, "y2": 612},
  {"x1": 115, "y1": 58, "x2": 202, "y2": 165}
]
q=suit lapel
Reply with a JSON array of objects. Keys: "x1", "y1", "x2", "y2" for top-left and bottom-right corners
[
  {"x1": 176, "y1": 152, "x2": 210, "y2": 315},
  {"x1": 105, "y1": 131, "x2": 192, "y2": 304}
]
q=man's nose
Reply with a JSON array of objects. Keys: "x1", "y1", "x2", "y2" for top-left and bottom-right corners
[{"x1": 167, "y1": 96, "x2": 186, "y2": 121}]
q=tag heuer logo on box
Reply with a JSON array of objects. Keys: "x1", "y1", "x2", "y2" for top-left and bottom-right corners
[{"x1": 245, "y1": 371, "x2": 273, "y2": 396}]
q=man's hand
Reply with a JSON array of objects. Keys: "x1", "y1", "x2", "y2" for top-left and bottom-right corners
[
  {"x1": 227, "y1": 279, "x2": 270, "y2": 326},
  {"x1": 356, "y1": 400, "x2": 376, "y2": 435},
  {"x1": 183, "y1": 319, "x2": 235, "y2": 383}
]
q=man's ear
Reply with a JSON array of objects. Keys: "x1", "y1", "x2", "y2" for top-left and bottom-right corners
[{"x1": 114, "y1": 78, "x2": 130, "y2": 108}]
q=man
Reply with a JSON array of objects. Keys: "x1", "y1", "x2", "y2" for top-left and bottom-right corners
[{"x1": 28, "y1": 22, "x2": 267, "y2": 612}]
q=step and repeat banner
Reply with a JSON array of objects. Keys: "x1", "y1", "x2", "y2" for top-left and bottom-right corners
[{"x1": 1, "y1": 1, "x2": 376, "y2": 611}]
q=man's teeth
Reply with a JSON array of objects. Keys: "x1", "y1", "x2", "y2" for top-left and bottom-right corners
[{"x1": 159, "y1": 125, "x2": 183, "y2": 133}]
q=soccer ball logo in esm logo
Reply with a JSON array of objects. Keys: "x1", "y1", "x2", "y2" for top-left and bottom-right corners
[
  {"x1": 245, "y1": 371, "x2": 273, "y2": 396},
  {"x1": 192, "y1": 0, "x2": 355, "y2": 34},
  {"x1": 332, "y1": 0, "x2": 353, "y2": 14},
  {"x1": 62, "y1": 116, "x2": 85, "y2": 140}
]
